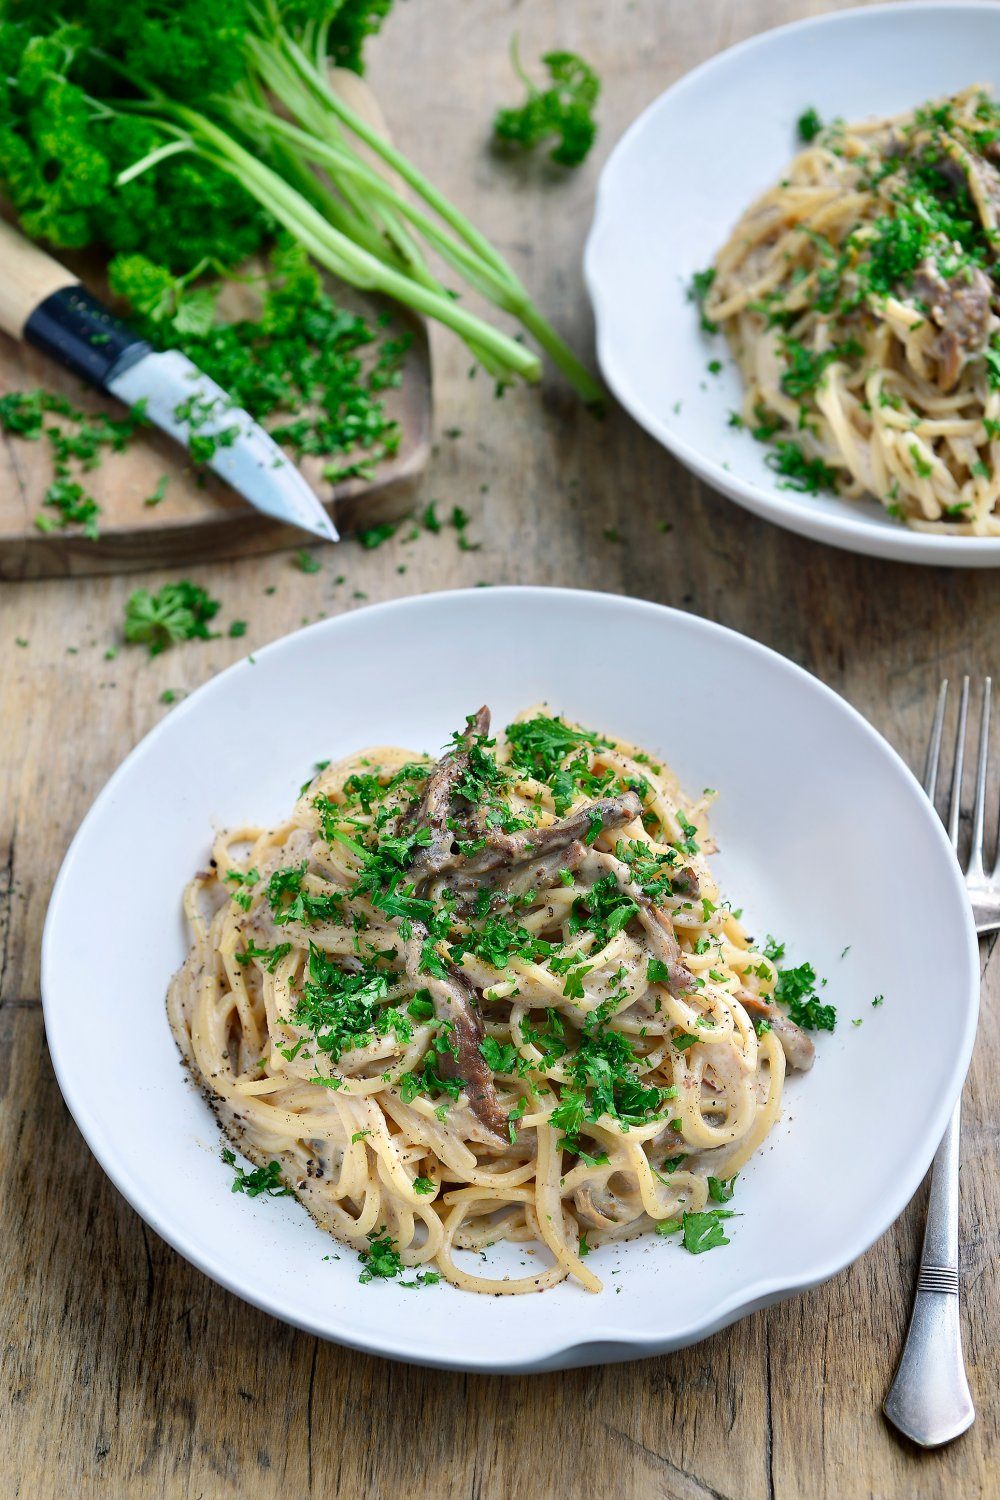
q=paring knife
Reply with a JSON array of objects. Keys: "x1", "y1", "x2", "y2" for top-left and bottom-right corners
[{"x1": 0, "y1": 219, "x2": 339, "y2": 543}]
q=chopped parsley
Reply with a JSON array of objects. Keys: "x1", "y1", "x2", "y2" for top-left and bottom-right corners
[
  {"x1": 114, "y1": 242, "x2": 406, "y2": 482},
  {"x1": 766, "y1": 441, "x2": 839, "y2": 495},
  {"x1": 221, "y1": 1148, "x2": 292, "y2": 1198},
  {"x1": 688, "y1": 266, "x2": 718, "y2": 334},
  {"x1": 224, "y1": 867, "x2": 259, "y2": 911},
  {"x1": 267, "y1": 863, "x2": 344, "y2": 927},
  {"x1": 451, "y1": 913, "x2": 553, "y2": 972},
  {"x1": 797, "y1": 106, "x2": 824, "y2": 142},
  {"x1": 568, "y1": 874, "x2": 638, "y2": 950},
  {"x1": 235, "y1": 941, "x2": 292, "y2": 973},
  {"x1": 290, "y1": 944, "x2": 407, "y2": 1063},
  {"x1": 357, "y1": 1231, "x2": 403, "y2": 1282},
  {"x1": 505, "y1": 714, "x2": 615, "y2": 814},
  {"x1": 481, "y1": 1036, "x2": 518, "y2": 1072},
  {"x1": 0, "y1": 388, "x2": 148, "y2": 540},
  {"x1": 707, "y1": 1174, "x2": 738, "y2": 1202},
  {"x1": 779, "y1": 337, "x2": 862, "y2": 399},
  {"x1": 683, "y1": 1209, "x2": 737, "y2": 1253},
  {"x1": 773, "y1": 960, "x2": 837, "y2": 1031},
  {"x1": 358, "y1": 521, "x2": 397, "y2": 549},
  {"x1": 358, "y1": 1229, "x2": 440, "y2": 1287},
  {"x1": 549, "y1": 1014, "x2": 676, "y2": 1155}
]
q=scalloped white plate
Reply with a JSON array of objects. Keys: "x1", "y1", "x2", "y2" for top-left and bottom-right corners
[
  {"x1": 42, "y1": 589, "x2": 978, "y2": 1370},
  {"x1": 584, "y1": 2, "x2": 1000, "y2": 566}
]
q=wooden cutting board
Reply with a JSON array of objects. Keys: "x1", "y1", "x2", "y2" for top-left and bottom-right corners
[
  {"x1": 0, "y1": 73, "x2": 431, "y2": 580},
  {"x1": 0, "y1": 294, "x2": 431, "y2": 580}
]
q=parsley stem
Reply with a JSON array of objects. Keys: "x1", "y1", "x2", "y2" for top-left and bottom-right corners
[
  {"x1": 256, "y1": 31, "x2": 603, "y2": 400},
  {"x1": 222, "y1": 103, "x2": 518, "y2": 307},
  {"x1": 171, "y1": 113, "x2": 543, "y2": 379},
  {"x1": 272, "y1": 31, "x2": 514, "y2": 281},
  {"x1": 99, "y1": 23, "x2": 600, "y2": 397}
]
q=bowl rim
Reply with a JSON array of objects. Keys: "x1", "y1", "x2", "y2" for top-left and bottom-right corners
[
  {"x1": 583, "y1": 0, "x2": 1000, "y2": 568},
  {"x1": 40, "y1": 587, "x2": 981, "y2": 1369}
]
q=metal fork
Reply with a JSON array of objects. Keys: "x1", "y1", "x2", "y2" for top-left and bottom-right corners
[{"x1": 883, "y1": 677, "x2": 996, "y2": 1447}]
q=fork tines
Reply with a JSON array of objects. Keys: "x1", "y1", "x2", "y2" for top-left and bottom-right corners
[{"x1": 926, "y1": 678, "x2": 999, "y2": 934}]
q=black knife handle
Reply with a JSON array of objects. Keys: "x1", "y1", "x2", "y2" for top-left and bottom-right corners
[{"x1": 24, "y1": 285, "x2": 151, "y2": 388}]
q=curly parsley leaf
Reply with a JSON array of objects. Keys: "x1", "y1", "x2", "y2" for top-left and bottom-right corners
[
  {"x1": 124, "y1": 579, "x2": 221, "y2": 655},
  {"x1": 493, "y1": 44, "x2": 600, "y2": 167}
]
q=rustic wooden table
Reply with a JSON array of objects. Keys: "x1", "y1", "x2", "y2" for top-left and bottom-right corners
[{"x1": 1, "y1": 2, "x2": 995, "y2": 1495}]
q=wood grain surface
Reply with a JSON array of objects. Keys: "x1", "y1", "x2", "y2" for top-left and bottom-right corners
[{"x1": 1, "y1": 2, "x2": 996, "y2": 1497}]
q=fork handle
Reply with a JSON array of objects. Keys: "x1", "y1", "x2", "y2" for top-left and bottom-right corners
[{"x1": 883, "y1": 1102, "x2": 975, "y2": 1446}]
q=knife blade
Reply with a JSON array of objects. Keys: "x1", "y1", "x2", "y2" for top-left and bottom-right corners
[
  {"x1": 0, "y1": 221, "x2": 338, "y2": 543},
  {"x1": 108, "y1": 349, "x2": 339, "y2": 542}
]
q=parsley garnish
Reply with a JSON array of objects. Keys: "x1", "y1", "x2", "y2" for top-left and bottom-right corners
[
  {"x1": 267, "y1": 863, "x2": 344, "y2": 926},
  {"x1": 221, "y1": 1148, "x2": 292, "y2": 1198},
  {"x1": 235, "y1": 941, "x2": 292, "y2": 973},
  {"x1": 766, "y1": 441, "x2": 839, "y2": 495},
  {"x1": 550, "y1": 1015, "x2": 675, "y2": 1154},
  {"x1": 682, "y1": 1209, "x2": 736, "y2": 1253},
  {"x1": 505, "y1": 714, "x2": 612, "y2": 814},
  {"x1": 291, "y1": 944, "x2": 403, "y2": 1063},
  {"x1": 773, "y1": 961, "x2": 837, "y2": 1031},
  {"x1": 707, "y1": 1174, "x2": 738, "y2": 1202},
  {"x1": 688, "y1": 266, "x2": 718, "y2": 334},
  {"x1": 656, "y1": 1208, "x2": 737, "y2": 1253},
  {"x1": 797, "y1": 106, "x2": 823, "y2": 142},
  {"x1": 481, "y1": 1036, "x2": 518, "y2": 1072},
  {"x1": 224, "y1": 866, "x2": 259, "y2": 911},
  {"x1": 358, "y1": 1231, "x2": 404, "y2": 1282}
]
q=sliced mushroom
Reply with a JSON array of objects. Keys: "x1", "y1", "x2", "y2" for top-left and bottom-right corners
[
  {"x1": 739, "y1": 992, "x2": 815, "y2": 1072},
  {"x1": 403, "y1": 930, "x2": 509, "y2": 1145},
  {"x1": 912, "y1": 259, "x2": 995, "y2": 392},
  {"x1": 406, "y1": 705, "x2": 492, "y2": 877}
]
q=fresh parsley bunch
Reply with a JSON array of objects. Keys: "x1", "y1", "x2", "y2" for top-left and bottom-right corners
[{"x1": 0, "y1": 1, "x2": 600, "y2": 399}]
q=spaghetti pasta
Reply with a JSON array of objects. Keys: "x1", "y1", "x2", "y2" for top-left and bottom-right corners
[
  {"x1": 168, "y1": 707, "x2": 818, "y2": 1293},
  {"x1": 705, "y1": 85, "x2": 1000, "y2": 534}
]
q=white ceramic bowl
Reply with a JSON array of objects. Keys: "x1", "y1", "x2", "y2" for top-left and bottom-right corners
[
  {"x1": 42, "y1": 589, "x2": 978, "y2": 1370},
  {"x1": 584, "y1": 1, "x2": 1000, "y2": 567}
]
